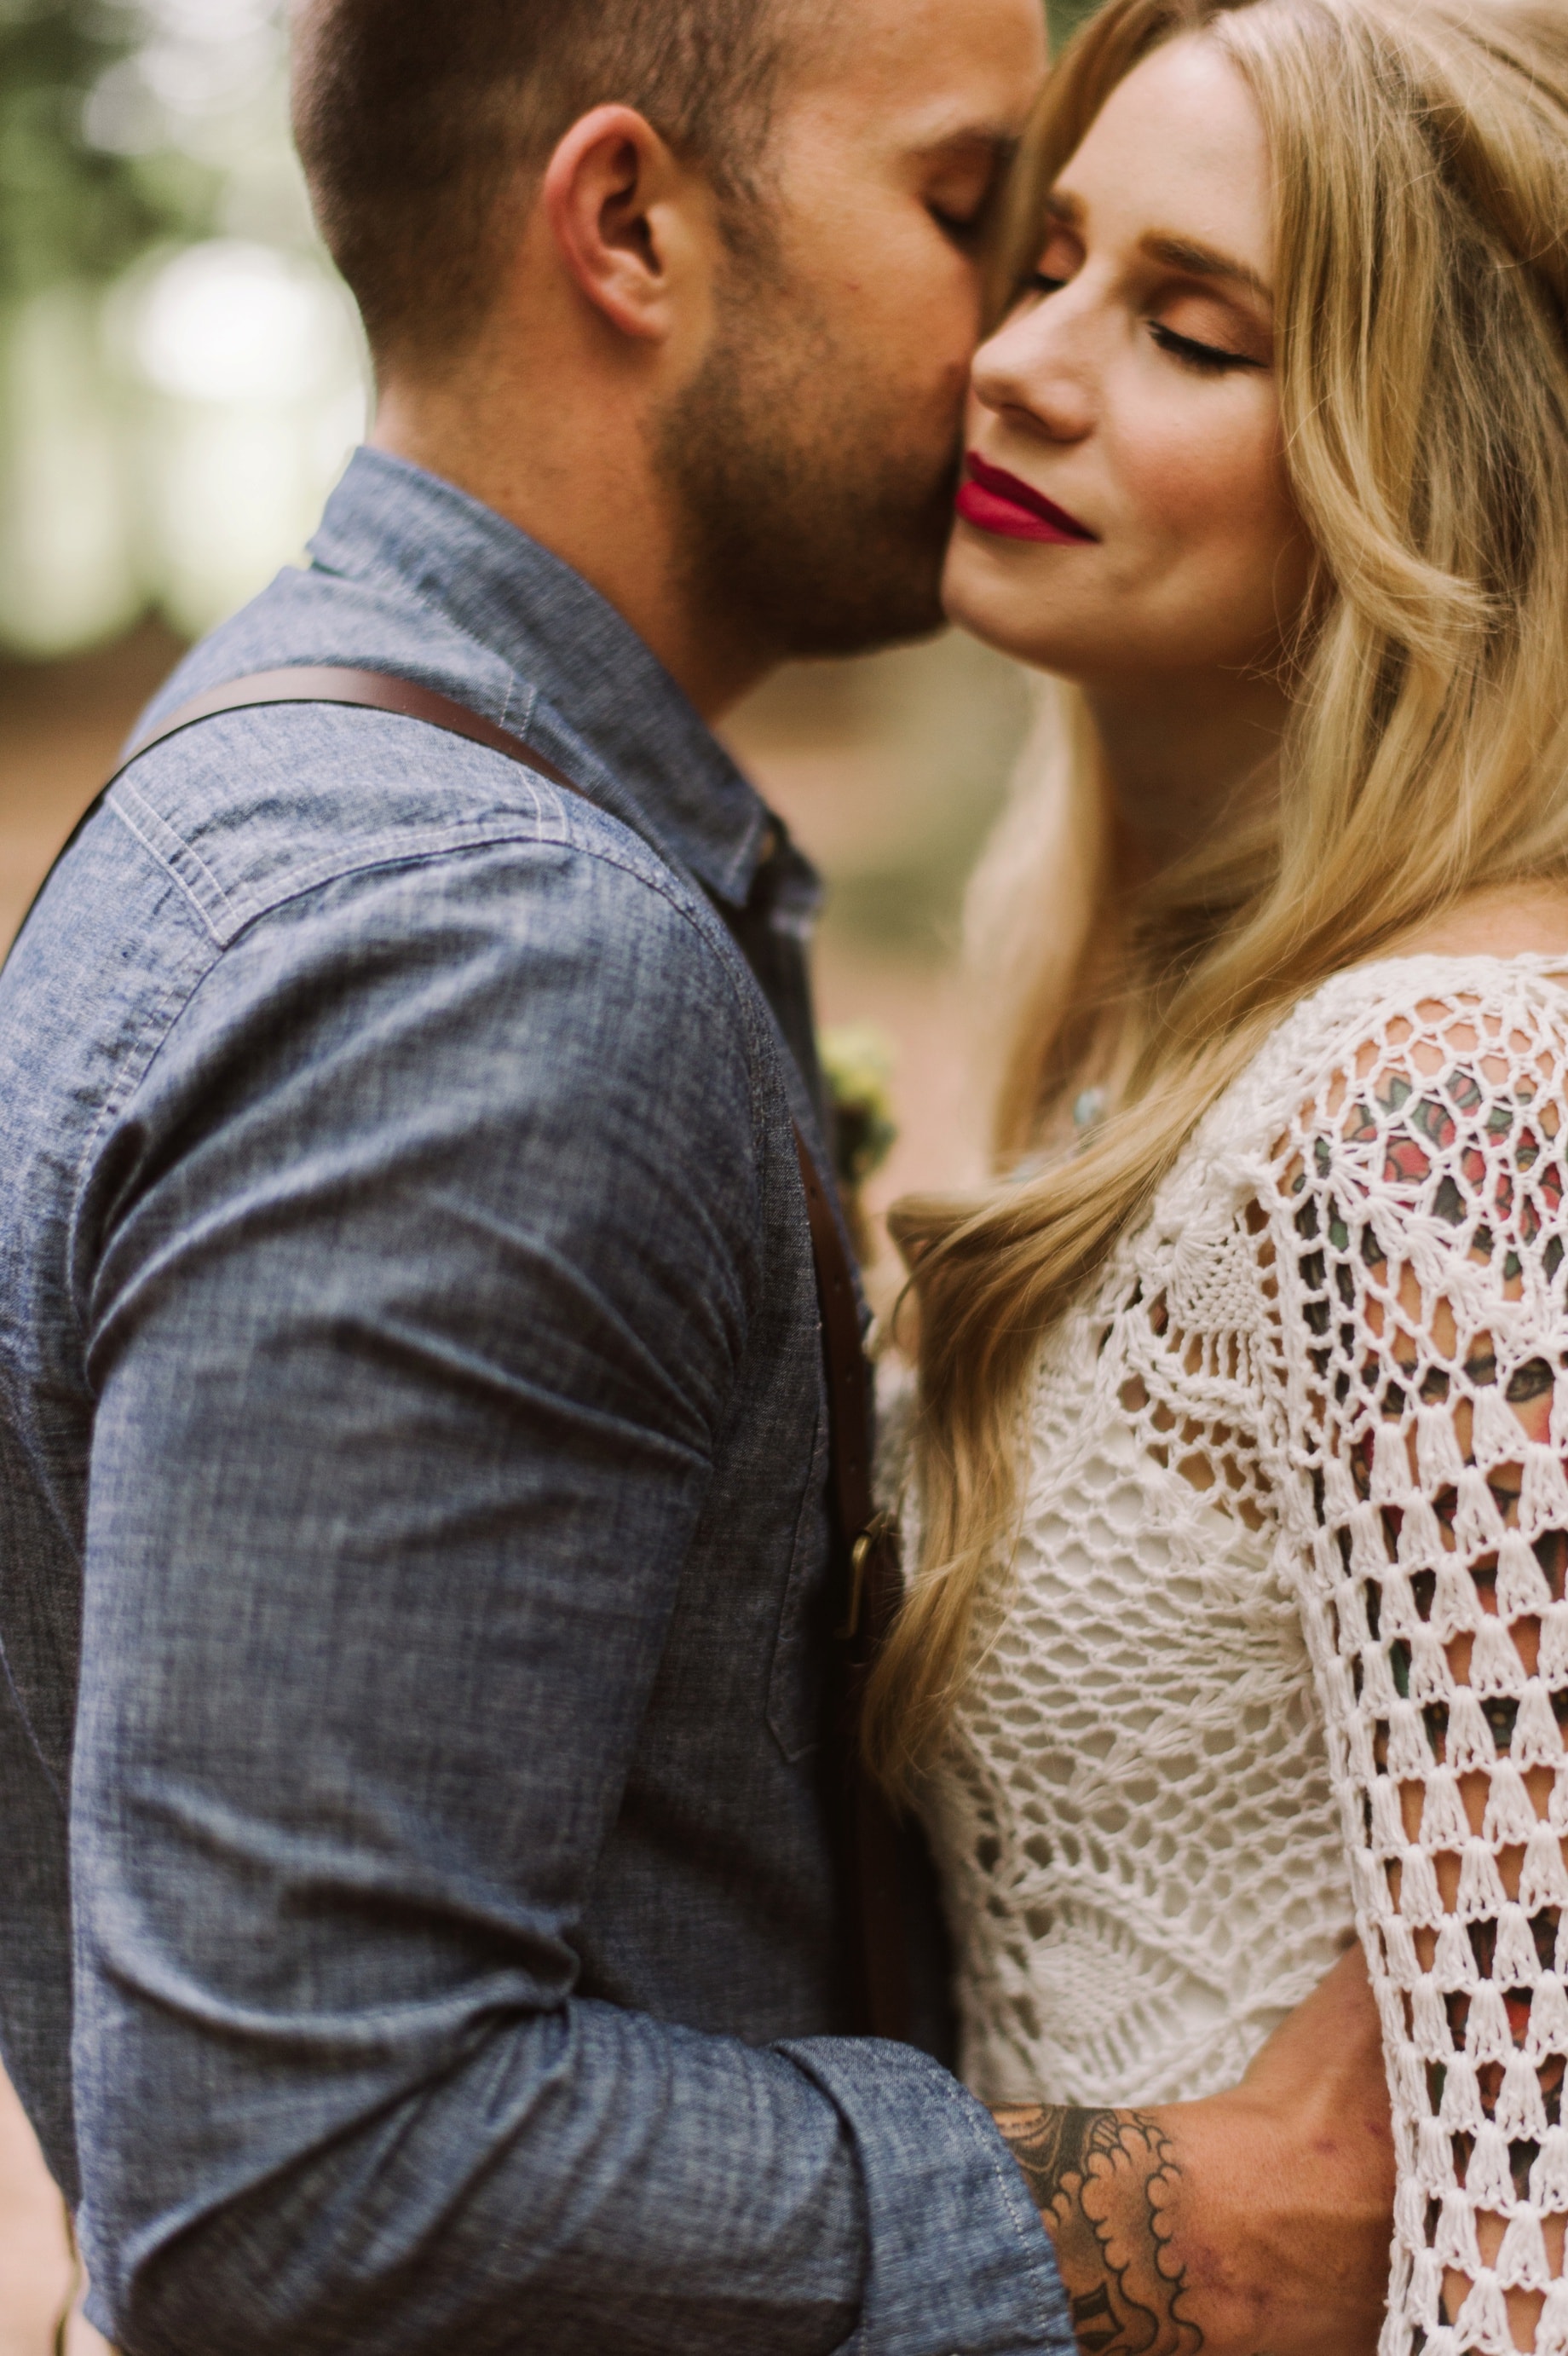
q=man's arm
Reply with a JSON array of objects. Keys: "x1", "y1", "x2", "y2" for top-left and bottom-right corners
[
  {"x1": 66, "y1": 839, "x2": 1072, "y2": 2356},
  {"x1": 994, "y1": 1946, "x2": 1398, "y2": 2356}
]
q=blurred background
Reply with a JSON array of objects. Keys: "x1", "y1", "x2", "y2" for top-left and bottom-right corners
[{"x1": 0, "y1": 0, "x2": 1087, "y2": 2342}]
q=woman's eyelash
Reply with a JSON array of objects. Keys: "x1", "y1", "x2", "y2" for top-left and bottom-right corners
[
  {"x1": 1023, "y1": 280, "x2": 1266, "y2": 376},
  {"x1": 1148, "y1": 320, "x2": 1264, "y2": 374}
]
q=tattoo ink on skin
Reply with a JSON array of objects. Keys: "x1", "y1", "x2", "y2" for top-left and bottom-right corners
[{"x1": 996, "y1": 2106, "x2": 1204, "y2": 2356}]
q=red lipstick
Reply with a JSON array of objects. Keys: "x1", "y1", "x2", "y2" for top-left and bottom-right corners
[{"x1": 956, "y1": 452, "x2": 1097, "y2": 545}]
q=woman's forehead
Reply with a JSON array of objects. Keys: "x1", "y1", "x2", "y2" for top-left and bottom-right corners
[{"x1": 1051, "y1": 38, "x2": 1274, "y2": 286}]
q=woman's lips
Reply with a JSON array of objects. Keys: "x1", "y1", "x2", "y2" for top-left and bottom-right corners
[{"x1": 955, "y1": 452, "x2": 1097, "y2": 545}]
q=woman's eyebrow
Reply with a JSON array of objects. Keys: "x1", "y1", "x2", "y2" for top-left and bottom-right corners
[
  {"x1": 1139, "y1": 229, "x2": 1271, "y2": 301},
  {"x1": 1043, "y1": 196, "x2": 1271, "y2": 302}
]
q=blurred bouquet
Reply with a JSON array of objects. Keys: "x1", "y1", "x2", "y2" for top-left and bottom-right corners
[{"x1": 820, "y1": 1021, "x2": 898, "y2": 1263}]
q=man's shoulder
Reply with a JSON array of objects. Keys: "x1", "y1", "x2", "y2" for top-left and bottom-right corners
[
  {"x1": 110, "y1": 567, "x2": 723, "y2": 955},
  {"x1": 4, "y1": 563, "x2": 782, "y2": 1196}
]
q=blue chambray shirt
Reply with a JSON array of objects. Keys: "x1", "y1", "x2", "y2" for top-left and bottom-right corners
[{"x1": 0, "y1": 449, "x2": 1073, "y2": 2354}]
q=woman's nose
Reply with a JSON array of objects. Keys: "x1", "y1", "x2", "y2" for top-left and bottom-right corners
[{"x1": 971, "y1": 300, "x2": 1097, "y2": 444}]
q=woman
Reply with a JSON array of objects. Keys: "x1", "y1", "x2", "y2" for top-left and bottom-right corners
[{"x1": 873, "y1": 0, "x2": 1568, "y2": 2348}]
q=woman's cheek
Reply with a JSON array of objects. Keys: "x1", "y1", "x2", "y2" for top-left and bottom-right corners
[
  {"x1": 1231, "y1": 410, "x2": 1310, "y2": 609},
  {"x1": 1144, "y1": 398, "x2": 1294, "y2": 579},
  {"x1": 1119, "y1": 396, "x2": 1255, "y2": 542}
]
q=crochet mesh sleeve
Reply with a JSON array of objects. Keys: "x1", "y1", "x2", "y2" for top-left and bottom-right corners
[{"x1": 1264, "y1": 980, "x2": 1568, "y2": 2356}]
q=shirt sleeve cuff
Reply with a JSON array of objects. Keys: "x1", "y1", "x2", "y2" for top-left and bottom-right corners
[{"x1": 777, "y1": 2037, "x2": 1078, "y2": 2355}]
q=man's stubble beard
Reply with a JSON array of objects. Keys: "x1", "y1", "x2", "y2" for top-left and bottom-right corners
[{"x1": 654, "y1": 262, "x2": 962, "y2": 666}]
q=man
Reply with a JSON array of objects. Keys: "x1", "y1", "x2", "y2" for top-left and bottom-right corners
[{"x1": 0, "y1": 0, "x2": 1393, "y2": 2349}]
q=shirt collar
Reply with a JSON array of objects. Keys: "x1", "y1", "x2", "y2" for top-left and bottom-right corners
[{"x1": 308, "y1": 446, "x2": 816, "y2": 914}]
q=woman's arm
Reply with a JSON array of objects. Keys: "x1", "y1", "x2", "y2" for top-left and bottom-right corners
[{"x1": 1265, "y1": 975, "x2": 1568, "y2": 2356}]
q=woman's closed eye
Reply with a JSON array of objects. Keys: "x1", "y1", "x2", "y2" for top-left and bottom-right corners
[
  {"x1": 1148, "y1": 319, "x2": 1266, "y2": 373},
  {"x1": 1025, "y1": 259, "x2": 1271, "y2": 375},
  {"x1": 1028, "y1": 224, "x2": 1081, "y2": 297}
]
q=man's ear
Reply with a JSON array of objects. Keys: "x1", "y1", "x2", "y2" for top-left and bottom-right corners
[{"x1": 542, "y1": 105, "x2": 706, "y2": 343}]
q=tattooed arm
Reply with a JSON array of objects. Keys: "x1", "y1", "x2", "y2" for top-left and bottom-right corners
[
  {"x1": 993, "y1": 1945, "x2": 1396, "y2": 2356},
  {"x1": 994, "y1": 2105, "x2": 1200, "y2": 2356}
]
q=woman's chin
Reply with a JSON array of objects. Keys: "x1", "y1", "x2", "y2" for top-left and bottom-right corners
[{"x1": 941, "y1": 542, "x2": 1092, "y2": 674}]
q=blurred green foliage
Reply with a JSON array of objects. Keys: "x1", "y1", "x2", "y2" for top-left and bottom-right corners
[
  {"x1": 1048, "y1": 0, "x2": 1105, "y2": 50},
  {"x1": 0, "y1": 1, "x2": 216, "y2": 302},
  {"x1": 0, "y1": 0, "x2": 1096, "y2": 316}
]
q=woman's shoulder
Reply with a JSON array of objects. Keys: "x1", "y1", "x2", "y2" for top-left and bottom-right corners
[
  {"x1": 1184, "y1": 886, "x2": 1568, "y2": 1182},
  {"x1": 1260, "y1": 890, "x2": 1568, "y2": 1086},
  {"x1": 1131, "y1": 891, "x2": 1568, "y2": 1397},
  {"x1": 1380, "y1": 880, "x2": 1568, "y2": 964}
]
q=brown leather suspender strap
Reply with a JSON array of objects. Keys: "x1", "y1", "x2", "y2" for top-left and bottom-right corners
[
  {"x1": 114, "y1": 665, "x2": 590, "y2": 799},
  {"x1": 49, "y1": 666, "x2": 913, "y2": 2043},
  {"x1": 792, "y1": 1138, "x2": 913, "y2": 2042},
  {"x1": 12, "y1": 669, "x2": 590, "y2": 950}
]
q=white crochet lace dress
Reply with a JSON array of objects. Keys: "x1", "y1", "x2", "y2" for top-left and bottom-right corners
[{"x1": 921, "y1": 956, "x2": 1568, "y2": 2356}]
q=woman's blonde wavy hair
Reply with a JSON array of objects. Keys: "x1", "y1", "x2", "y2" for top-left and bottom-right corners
[{"x1": 868, "y1": 0, "x2": 1568, "y2": 1789}]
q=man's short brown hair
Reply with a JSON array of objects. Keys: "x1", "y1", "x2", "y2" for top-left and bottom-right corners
[{"x1": 291, "y1": 0, "x2": 804, "y2": 362}]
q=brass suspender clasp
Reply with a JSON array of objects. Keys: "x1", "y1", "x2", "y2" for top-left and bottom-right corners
[{"x1": 837, "y1": 1510, "x2": 899, "y2": 1642}]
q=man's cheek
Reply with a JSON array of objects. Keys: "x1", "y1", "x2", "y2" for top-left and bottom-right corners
[{"x1": 879, "y1": 291, "x2": 978, "y2": 421}]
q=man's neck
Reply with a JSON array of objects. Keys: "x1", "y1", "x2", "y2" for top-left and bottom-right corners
[{"x1": 371, "y1": 380, "x2": 772, "y2": 725}]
